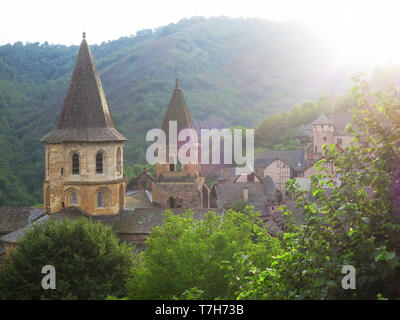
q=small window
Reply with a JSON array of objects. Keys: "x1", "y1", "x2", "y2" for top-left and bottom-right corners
[
  {"x1": 98, "y1": 192, "x2": 103, "y2": 207},
  {"x1": 337, "y1": 138, "x2": 342, "y2": 145},
  {"x1": 60, "y1": 168, "x2": 64, "y2": 175},
  {"x1": 96, "y1": 152, "x2": 103, "y2": 174},
  {"x1": 323, "y1": 137, "x2": 327, "y2": 142},
  {"x1": 142, "y1": 181, "x2": 147, "y2": 188},
  {"x1": 116, "y1": 148, "x2": 122, "y2": 174},
  {"x1": 72, "y1": 154, "x2": 79, "y2": 175}
]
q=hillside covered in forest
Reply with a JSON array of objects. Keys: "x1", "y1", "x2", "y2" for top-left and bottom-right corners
[{"x1": 0, "y1": 16, "x2": 372, "y2": 205}]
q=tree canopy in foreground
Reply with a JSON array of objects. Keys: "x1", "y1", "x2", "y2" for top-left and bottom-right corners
[{"x1": 0, "y1": 218, "x2": 134, "y2": 300}]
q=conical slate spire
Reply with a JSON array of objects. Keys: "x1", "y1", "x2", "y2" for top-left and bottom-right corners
[
  {"x1": 161, "y1": 79, "x2": 195, "y2": 144},
  {"x1": 41, "y1": 36, "x2": 126, "y2": 143}
]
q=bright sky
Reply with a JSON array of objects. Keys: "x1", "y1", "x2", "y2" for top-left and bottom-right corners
[{"x1": 1, "y1": 0, "x2": 400, "y2": 65}]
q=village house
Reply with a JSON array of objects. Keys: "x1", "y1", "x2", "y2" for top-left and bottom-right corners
[{"x1": 254, "y1": 113, "x2": 352, "y2": 199}]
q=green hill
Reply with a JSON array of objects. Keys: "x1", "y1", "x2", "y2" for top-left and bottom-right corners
[{"x1": 0, "y1": 16, "x2": 351, "y2": 205}]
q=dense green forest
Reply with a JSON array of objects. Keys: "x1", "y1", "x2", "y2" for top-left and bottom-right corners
[{"x1": 0, "y1": 16, "x2": 396, "y2": 206}]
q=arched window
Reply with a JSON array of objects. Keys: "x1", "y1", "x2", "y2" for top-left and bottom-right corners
[
  {"x1": 98, "y1": 192, "x2": 103, "y2": 207},
  {"x1": 96, "y1": 187, "x2": 111, "y2": 208},
  {"x1": 168, "y1": 196, "x2": 175, "y2": 208},
  {"x1": 116, "y1": 148, "x2": 122, "y2": 174},
  {"x1": 72, "y1": 154, "x2": 79, "y2": 175},
  {"x1": 65, "y1": 188, "x2": 80, "y2": 206},
  {"x1": 71, "y1": 192, "x2": 78, "y2": 204},
  {"x1": 96, "y1": 152, "x2": 103, "y2": 174}
]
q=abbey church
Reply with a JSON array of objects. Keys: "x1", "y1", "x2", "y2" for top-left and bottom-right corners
[
  {"x1": 0, "y1": 35, "x2": 352, "y2": 259},
  {"x1": 39, "y1": 35, "x2": 210, "y2": 216},
  {"x1": 0, "y1": 35, "x2": 218, "y2": 258}
]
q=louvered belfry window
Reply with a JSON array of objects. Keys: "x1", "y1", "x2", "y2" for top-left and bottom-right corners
[
  {"x1": 96, "y1": 152, "x2": 103, "y2": 174},
  {"x1": 72, "y1": 154, "x2": 79, "y2": 174}
]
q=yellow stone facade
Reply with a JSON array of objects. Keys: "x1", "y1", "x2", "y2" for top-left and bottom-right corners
[{"x1": 43, "y1": 141, "x2": 126, "y2": 215}]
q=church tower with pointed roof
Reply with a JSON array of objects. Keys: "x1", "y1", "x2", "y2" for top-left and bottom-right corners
[
  {"x1": 41, "y1": 34, "x2": 127, "y2": 215},
  {"x1": 152, "y1": 79, "x2": 209, "y2": 209}
]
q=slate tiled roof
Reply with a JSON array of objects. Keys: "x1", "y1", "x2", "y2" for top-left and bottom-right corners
[
  {"x1": 0, "y1": 207, "x2": 44, "y2": 235},
  {"x1": 213, "y1": 183, "x2": 275, "y2": 216},
  {"x1": 116, "y1": 208, "x2": 224, "y2": 234},
  {"x1": 255, "y1": 150, "x2": 314, "y2": 173},
  {"x1": 161, "y1": 79, "x2": 195, "y2": 145},
  {"x1": 0, "y1": 207, "x2": 225, "y2": 244},
  {"x1": 312, "y1": 114, "x2": 335, "y2": 125},
  {"x1": 330, "y1": 113, "x2": 353, "y2": 135},
  {"x1": 262, "y1": 176, "x2": 276, "y2": 194},
  {"x1": 127, "y1": 171, "x2": 155, "y2": 190},
  {"x1": 0, "y1": 208, "x2": 86, "y2": 244},
  {"x1": 126, "y1": 190, "x2": 160, "y2": 210},
  {"x1": 156, "y1": 173, "x2": 198, "y2": 182},
  {"x1": 41, "y1": 38, "x2": 126, "y2": 143}
]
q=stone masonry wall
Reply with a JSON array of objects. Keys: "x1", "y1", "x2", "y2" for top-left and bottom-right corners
[{"x1": 43, "y1": 141, "x2": 125, "y2": 215}]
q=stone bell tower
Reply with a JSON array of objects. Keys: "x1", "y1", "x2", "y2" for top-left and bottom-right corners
[
  {"x1": 41, "y1": 33, "x2": 127, "y2": 215},
  {"x1": 152, "y1": 79, "x2": 209, "y2": 209}
]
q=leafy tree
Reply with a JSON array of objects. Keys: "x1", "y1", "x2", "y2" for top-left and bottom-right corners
[
  {"x1": 238, "y1": 77, "x2": 400, "y2": 299},
  {"x1": 126, "y1": 208, "x2": 281, "y2": 299},
  {"x1": 0, "y1": 218, "x2": 135, "y2": 300}
]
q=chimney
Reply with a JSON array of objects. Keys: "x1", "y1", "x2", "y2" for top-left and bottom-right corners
[
  {"x1": 257, "y1": 166, "x2": 264, "y2": 179},
  {"x1": 242, "y1": 188, "x2": 249, "y2": 202}
]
